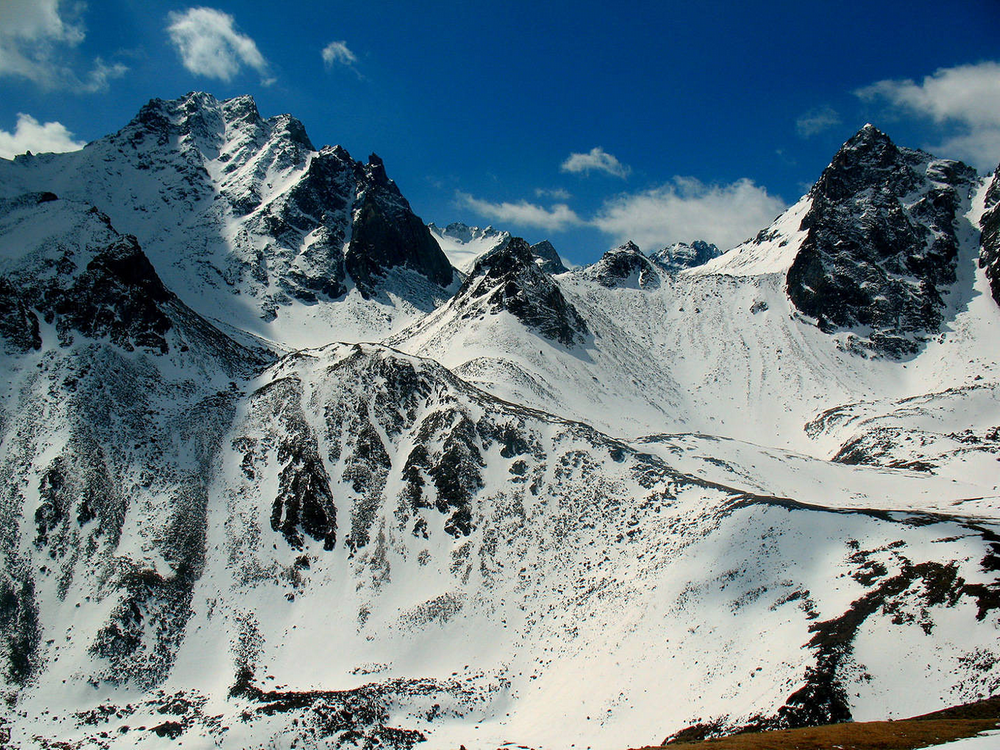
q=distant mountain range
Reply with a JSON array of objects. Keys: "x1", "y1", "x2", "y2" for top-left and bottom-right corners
[{"x1": 1, "y1": 92, "x2": 999, "y2": 750}]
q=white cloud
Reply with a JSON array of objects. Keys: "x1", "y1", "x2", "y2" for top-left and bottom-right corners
[
  {"x1": 167, "y1": 7, "x2": 271, "y2": 84},
  {"x1": 561, "y1": 147, "x2": 630, "y2": 178},
  {"x1": 796, "y1": 105, "x2": 841, "y2": 137},
  {"x1": 0, "y1": 113, "x2": 85, "y2": 159},
  {"x1": 1, "y1": 0, "x2": 84, "y2": 44},
  {"x1": 322, "y1": 40, "x2": 356, "y2": 68},
  {"x1": 458, "y1": 192, "x2": 584, "y2": 233},
  {"x1": 856, "y1": 61, "x2": 1000, "y2": 169},
  {"x1": 82, "y1": 58, "x2": 129, "y2": 93},
  {"x1": 535, "y1": 187, "x2": 571, "y2": 200},
  {"x1": 592, "y1": 177, "x2": 787, "y2": 252},
  {"x1": 0, "y1": 0, "x2": 127, "y2": 91}
]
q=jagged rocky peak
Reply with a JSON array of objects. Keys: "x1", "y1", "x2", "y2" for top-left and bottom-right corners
[
  {"x1": 123, "y1": 91, "x2": 315, "y2": 184},
  {"x1": 130, "y1": 92, "x2": 239, "y2": 153},
  {"x1": 345, "y1": 153, "x2": 454, "y2": 296},
  {"x1": 587, "y1": 241, "x2": 661, "y2": 289},
  {"x1": 786, "y1": 123, "x2": 980, "y2": 356},
  {"x1": 978, "y1": 163, "x2": 1000, "y2": 306},
  {"x1": 0, "y1": 91, "x2": 459, "y2": 333},
  {"x1": 651, "y1": 240, "x2": 721, "y2": 272},
  {"x1": 529, "y1": 239, "x2": 569, "y2": 274},
  {"x1": 811, "y1": 123, "x2": 923, "y2": 200},
  {"x1": 454, "y1": 236, "x2": 589, "y2": 346}
]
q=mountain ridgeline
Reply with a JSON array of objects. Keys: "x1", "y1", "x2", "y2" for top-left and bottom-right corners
[{"x1": 0, "y1": 93, "x2": 999, "y2": 750}]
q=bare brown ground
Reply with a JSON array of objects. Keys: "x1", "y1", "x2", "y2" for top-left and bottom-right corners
[{"x1": 633, "y1": 697, "x2": 1000, "y2": 750}]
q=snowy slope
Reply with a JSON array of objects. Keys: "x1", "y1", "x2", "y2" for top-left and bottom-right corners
[
  {"x1": 427, "y1": 222, "x2": 511, "y2": 274},
  {"x1": 397, "y1": 133, "x2": 1000, "y2": 459},
  {"x1": 12, "y1": 344, "x2": 1000, "y2": 750},
  {"x1": 0, "y1": 193, "x2": 274, "y2": 722}
]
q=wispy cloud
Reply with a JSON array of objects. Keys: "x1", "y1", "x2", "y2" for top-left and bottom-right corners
[
  {"x1": 796, "y1": 105, "x2": 841, "y2": 137},
  {"x1": 0, "y1": 113, "x2": 85, "y2": 159},
  {"x1": 856, "y1": 61, "x2": 1000, "y2": 169},
  {"x1": 0, "y1": 0, "x2": 127, "y2": 91},
  {"x1": 535, "y1": 187, "x2": 571, "y2": 200},
  {"x1": 166, "y1": 7, "x2": 272, "y2": 85},
  {"x1": 592, "y1": 177, "x2": 787, "y2": 252},
  {"x1": 322, "y1": 40, "x2": 356, "y2": 68},
  {"x1": 458, "y1": 192, "x2": 584, "y2": 232},
  {"x1": 561, "y1": 147, "x2": 630, "y2": 178}
]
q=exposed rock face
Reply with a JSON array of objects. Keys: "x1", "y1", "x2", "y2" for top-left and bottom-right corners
[
  {"x1": 451, "y1": 237, "x2": 589, "y2": 346},
  {"x1": 0, "y1": 193, "x2": 272, "y2": 372},
  {"x1": 529, "y1": 240, "x2": 569, "y2": 274},
  {"x1": 587, "y1": 241, "x2": 661, "y2": 289},
  {"x1": 786, "y1": 125, "x2": 979, "y2": 356},
  {"x1": 651, "y1": 240, "x2": 721, "y2": 272},
  {"x1": 0, "y1": 195, "x2": 173, "y2": 355},
  {"x1": 978, "y1": 163, "x2": 1000, "y2": 306},
  {"x1": 346, "y1": 154, "x2": 454, "y2": 297}
]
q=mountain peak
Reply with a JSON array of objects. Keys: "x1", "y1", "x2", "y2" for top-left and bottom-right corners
[
  {"x1": 366, "y1": 152, "x2": 390, "y2": 187},
  {"x1": 789, "y1": 126, "x2": 980, "y2": 355},
  {"x1": 587, "y1": 241, "x2": 660, "y2": 289},
  {"x1": 812, "y1": 123, "x2": 920, "y2": 203},
  {"x1": 529, "y1": 239, "x2": 568, "y2": 274},
  {"x1": 651, "y1": 240, "x2": 721, "y2": 272},
  {"x1": 455, "y1": 236, "x2": 589, "y2": 345}
]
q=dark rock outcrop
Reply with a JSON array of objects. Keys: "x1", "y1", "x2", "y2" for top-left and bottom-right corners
[
  {"x1": 588, "y1": 241, "x2": 661, "y2": 289},
  {"x1": 978, "y1": 163, "x2": 1000, "y2": 307},
  {"x1": 346, "y1": 154, "x2": 454, "y2": 297},
  {"x1": 0, "y1": 199, "x2": 174, "y2": 354},
  {"x1": 786, "y1": 125, "x2": 978, "y2": 356},
  {"x1": 455, "y1": 237, "x2": 589, "y2": 346},
  {"x1": 529, "y1": 240, "x2": 569, "y2": 274}
]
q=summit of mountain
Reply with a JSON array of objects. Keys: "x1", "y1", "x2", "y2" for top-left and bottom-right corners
[{"x1": 0, "y1": 92, "x2": 456, "y2": 349}]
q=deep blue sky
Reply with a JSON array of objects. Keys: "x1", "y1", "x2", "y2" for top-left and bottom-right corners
[{"x1": 2, "y1": 0, "x2": 999, "y2": 264}]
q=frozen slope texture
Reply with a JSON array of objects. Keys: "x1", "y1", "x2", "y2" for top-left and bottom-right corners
[
  {"x1": 650, "y1": 239, "x2": 721, "y2": 273},
  {"x1": 397, "y1": 132, "x2": 999, "y2": 453},
  {"x1": 0, "y1": 194, "x2": 272, "y2": 707},
  {"x1": 11, "y1": 344, "x2": 1000, "y2": 750},
  {"x1": 427, "y1": 222, "x2": 511, "y2": 275},
  {"x1": 0, "y1": 92, "x2": 456, "y2": 349},
  {"x1": 427, "y1": 223, "x2": 568, "y2": 276}
]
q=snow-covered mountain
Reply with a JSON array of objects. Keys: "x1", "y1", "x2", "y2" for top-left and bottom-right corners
[
  {"x1": 427, "y1": 222, "x2": 569, "y2": 276},
  {"x1": 650, "y1": 239, "x2": 721, "y2": 272},
  {"x1": 0, "y1": 92, "x2": 457, "y2": 350},
  {"x1": 1, "y1": 95, "x2": 1000, "y2": 750},
  {"x1": 427, "y1": 222, "x2": 510, "y2": 274}
]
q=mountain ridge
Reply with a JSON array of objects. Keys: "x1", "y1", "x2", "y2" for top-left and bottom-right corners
[{"x1": 1, "y1": 93, "x2": 999, "y2": 750}]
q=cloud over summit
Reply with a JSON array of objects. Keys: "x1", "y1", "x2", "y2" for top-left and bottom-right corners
[
  {"x1": 857, "y1": 61, "x2": 1000, "y2": 169},
  {"x1": 167, "y1": 7, "x2": 272, "y2": 84}
]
